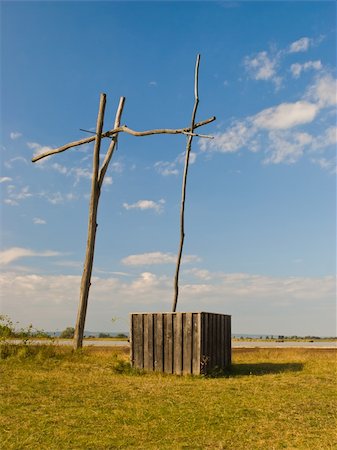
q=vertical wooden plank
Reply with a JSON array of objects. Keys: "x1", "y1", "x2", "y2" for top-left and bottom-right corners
[
  {"x1": 183, "y1": 312, "x2": 193, "y2": 375},
  {"x1": 144, "y1": 314, "x2": 154, "y2": 371},
  {"x1": 227, "y1": 315, "x2": 232, "y2": 366},
  {"x1": 143, "y1": 314, "x2": 149, "y2": 370},
  {"x1": 132, "y1": 314, "x2": 144, "y2": 369},
  {"x1": 147, "y1": 313, "x2": 154, "y2": 371},
  {"x1": 164, "y1": 313, "x2": 173, "y2": 373},
  {"x1": 211, "y1": 313, "x2": 217, "y2": 369},
  {"x1": 223, "y1": 314, "x2": 227, "y2": 367},
  {"x1": 173, "y1": 313, "x2": 183, "y2": 375},
  {"x1": 129, "y1": 313, "x2": 134, "y2": 366},
  {"x1": 224, "y1": 315, "x2": 228, "y2": 368},
  {"x1": 219, "y1": 314, "x2": 225, "y2": 370},
  {"x1": 192, "y1": 313, "x2": 201, "y2": 375},
  {"x1": 216, "y1": 314, "x2": 221, "y2": 368},
  {"x1": 154, "y1": 313, "x2": 164, "y2": 371},
  {"x1": 201, "y1": 312, "x2": 209, "y2": 374}
]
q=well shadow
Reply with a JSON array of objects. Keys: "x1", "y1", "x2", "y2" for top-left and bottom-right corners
[{"x1": 207, "y1": 362, "x2": 304, "y2": 378}]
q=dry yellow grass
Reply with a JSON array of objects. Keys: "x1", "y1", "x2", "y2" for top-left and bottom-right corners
[{"x1": 1, "y1": 346, "x2": 336, "y2": 449}]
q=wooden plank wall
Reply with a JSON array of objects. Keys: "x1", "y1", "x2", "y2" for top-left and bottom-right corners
[{"x1": 131, "y1": 312, "x2": 231, "y2": 375}]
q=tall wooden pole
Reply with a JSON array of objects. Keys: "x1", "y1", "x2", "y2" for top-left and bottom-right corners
[
  {"x1": 172, "y1": 54, "x2": 200, "y2": 312},
  {"x1": 73, "y1": 94, "x2": 106, "y2": 350}
]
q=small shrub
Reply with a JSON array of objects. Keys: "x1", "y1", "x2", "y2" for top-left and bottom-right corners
[
  {"x1": 60, "y1": 327, "x2": 75, "y2": 338},
  {"x1": 116, "y1": 333, "x2": 128, "y2": 339},
  {"x1": 98, "y1": 332, "x2": 111, "y2": 338},
  {"x1": 110, "y1": 354, "x2": 142, "y2": 375}
]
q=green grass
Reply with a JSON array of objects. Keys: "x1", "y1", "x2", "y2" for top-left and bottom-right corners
[{"x1": 1, "y1": 345, "x2": 336, "y2": 449}]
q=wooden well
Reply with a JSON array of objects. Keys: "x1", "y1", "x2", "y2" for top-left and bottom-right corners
[{"x1": 130, "y1": 312, "x2": 231, "y2": 375}]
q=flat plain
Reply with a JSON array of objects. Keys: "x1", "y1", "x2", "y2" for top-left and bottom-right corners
[{"x1": 1, "y1": 345, "x2": 336, "y2": 449}]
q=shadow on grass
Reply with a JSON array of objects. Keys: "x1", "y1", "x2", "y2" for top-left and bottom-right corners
[{"x1": 207, "y1": 362, "x2": 304, "y2": 378}]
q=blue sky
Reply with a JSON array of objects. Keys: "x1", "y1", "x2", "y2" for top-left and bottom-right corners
[{"x1": 1, "y1": 1, "x2": 336, "y2": 336}]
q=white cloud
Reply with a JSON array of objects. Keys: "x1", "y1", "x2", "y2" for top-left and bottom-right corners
[
  {"x1": 123, "y1": 199, "x2": 165, "y2": 213},
  {"x1": 290, "y1": 60, "x2": 322, "y2": 78},
  {"x1": 33, "y1": 217, "x2": 47, "y2": 225},
  {"x1": 263, "y1": 131, "x2": 307, "y2": 165},
  {"x1": 288, "y1": 37, "x2": 311, "y2": 53},
  {"x1": 4, "y1": 199, "x2": 19, "y2": 206},
  {"x1": 311, "y1": 157, "x2": 336, "y2": 174},
  {"x1": 154, "y1": 161, "x2": 179, "y2": 176},
  {"x1": 306, "y1": 73, "x2": 337, "y2": 108},
  {"x1": 0, "y1": 270, "x2": 335, "y2": 335},
  {"x1": 0, "y1": 177, "x2": 12, "y2": 183},
  {"x1": 201, "y1": 120, "x2": 256, "y2": 153},
  {"x1": 10, "y1": 132, "x2": 22, "y2": 140},
  {"x1": 71, "y1": 167, "x2": 92, "y2": 185},
  {"x1": 149, "y1": 81, "x2": 158, "y2": 87},
  {"x1": 201, "y1": 73, "x2": 337, "y2": 169},
  {"x1": 0, "y1": 247, "x2": 61, "y2": 266},
  {"x1": 154, "y1": 151, "x2": 197, "y2": 176},
  {"x1": 121, "y1": 251, "x2": 201, "y2": 266},
  {"x1": 244, "y1": 51, "x2": 276, "y2": 80},
  {"x1": 52, "y1": 163, "x2": 68, "y2": 175},
  {"x1": 110, "y1": 162, "x2": 124, "y2": 173},
  {"x1": 103, "y1": 176, "x2": 113, "y2": 186},
  {"x1": 4, "y1": 185, "x2": 32, "y2": 205},
  {"x1": 243, "y1": 51, "x2": 282, "y2": 89},
  {"x1": 4, "y1": 157, "x2": 28, "y2": 169},
  {"x1": 253, "y1": 101, "x2": 318, "y2": 130}
]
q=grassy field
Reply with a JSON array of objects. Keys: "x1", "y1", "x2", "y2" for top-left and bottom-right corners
[{"x1": 1, "y1": 345, "x2": 336, "y2": 449}]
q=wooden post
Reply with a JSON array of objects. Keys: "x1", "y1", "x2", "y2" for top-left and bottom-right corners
[
  {"x1": 73, "y1": 93, "x2": 106, "y2": 350},
  {"x1": 73, "y1": 95, "x2": 126, "y2": 350},
  {"x1": 172, "y1": 54, "x2": 200, "y2": 312}
]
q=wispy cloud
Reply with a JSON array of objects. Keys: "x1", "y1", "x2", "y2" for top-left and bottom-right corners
[
  {"x1": 200, "y1": 73, "x2": 337, "y2": 167},
  {"x1": 1, "y1": 269, "x2": 335, "y2": 335},
  {"x1": 38, "y1": 191, "x2": 78, "y2": 205},
  {"x1": 290, "y1": 60, "x2": 322, "y2": 78},
  {"x1": 123, "y1": 199, "x2": 165, "y2": 213},
  {"x1": 311, "y1": 156, "x2": 336, "y2": 174},
  {"x1": 4, "y1": 185, "x2": 32, "y2": 205},
  {"x1": 288, "y1": 37, "x2": 312, "y2": 53},
  {"x1": 33, "y1": 217, "x2": 47, "y2": 225},
  {"x1": 0, "y1": 247, "x2": 61, "y2": 265},
  {"x1": 121, "y1": 251, "x2": 200, "y2": 266},
  {"x1": 243, "y1": 50, "x2": 282, "y2": 89},
  {"x1": 154, "y1": 161, "x2": 179, "y2": 176},
  {"x1": 10, "y1": 131, "x2": 22, "y2": 140},
  {"x1": 4, "y1": 157, "x2": 28, "y2": 169},
  {"x1": 149, "y1": 81, "x2": 158, "y2": 87},
  {"x1": 305, "y1": 73, "x2": 337, "y2": 108},
  {"x1": 243, "y1": 35, "x2": 324, "y2": 90},
  {"x1": 154, "y1": 151, "x2": 197, "y2": 176},
  {"x1": 0, "y1": 177, "x2": 12, "y2": 183},
  {"x1": 52, "y1": 163, "x2": 68, "y2": 175}
]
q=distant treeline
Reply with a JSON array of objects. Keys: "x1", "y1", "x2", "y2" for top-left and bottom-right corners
[{"x1": 233, "y1": 335, "x2": 337, "y2": 340}]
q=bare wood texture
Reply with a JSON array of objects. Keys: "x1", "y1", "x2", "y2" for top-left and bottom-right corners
[
  {"x1": 172, "y1": 54, "x2": 201, "y2": 312},
  {"x1": 130, "y1": 312, "x2": 231, "y2": 375},
  {"x1": 154, "y1": 313, "x2": 164, "y2": 371},
  {"x1": 192, "y1": 313, "x2": 201, "y2": 375},
  {"x1": 164, "y1": 313, "x2": 173, "y2": 373},
  {"x1": 31, "y1": 116, "x2": 215, "y2": 163},
  {"x1": 183, "y1": 313, "x2": 193, "y2": 374},
  {"x1": 73, "y1": 94, "x2": 106, "y2": 350},
  {"x1": 98, "y1": 97, "x2": 125, "y2": 188}
]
